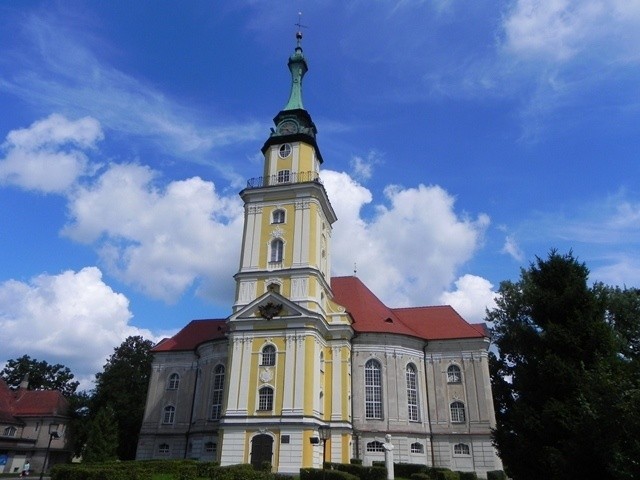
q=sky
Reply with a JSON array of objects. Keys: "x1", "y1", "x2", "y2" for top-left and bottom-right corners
[{"x1": 1, "y1": 0, "x2": 639, "y2": 390}]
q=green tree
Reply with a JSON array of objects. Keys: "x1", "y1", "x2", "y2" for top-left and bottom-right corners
[
  {"x1": 92, "y1": 335, "x2": 154, "y2": 460},
  {"x1": 83, "y1": 405, "x2": 118, "y2": 463},
  {"x1": 0, "y1": 354, "x2": 79, "y2": 396},
  {"x1": 489, "y1": 251, "x2": 640, "y2": 480}
]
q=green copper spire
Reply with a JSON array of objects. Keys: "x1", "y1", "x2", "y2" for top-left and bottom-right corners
[{"x1": 283, "y1": 30, "x2": 308, "y2": 111}]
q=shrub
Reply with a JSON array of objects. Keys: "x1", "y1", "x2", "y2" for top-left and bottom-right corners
[
  {"x1": 395, "y1": 463, "x2": 427, "y2": 478},
  {"x1": 350, "y1": 459, "x2": 362, "y2": 465},
  {"x1": 458, "y1": 472, "x2": 477, "y2": 480},
  {"x1": 486, "y1": 472, "x2": 507, "y2": 480},
  {"x1": 300, "y1": 468, "x2": 359, "y2": 480},
  {"x1": 410, "y1": 474, "x2": 434, "y2": 480}
]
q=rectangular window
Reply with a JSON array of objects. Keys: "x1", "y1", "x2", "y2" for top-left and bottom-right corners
[
  {"x1": 277, "y1": 170, "x2": 290, "y2": 183},
  {"x1": 281, "y1": 435, "x2": 290, "y2": 444},
  {"x1": 365, "y1": 361, "x2": 383, "y2": 419}
]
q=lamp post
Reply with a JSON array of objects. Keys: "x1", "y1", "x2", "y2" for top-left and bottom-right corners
[
  {"x1": 318, "y1": 426, "x2": 330, "y2": 479},
  {"x1": 39, "y1": 424, "x2": 60, "y2": 480}
]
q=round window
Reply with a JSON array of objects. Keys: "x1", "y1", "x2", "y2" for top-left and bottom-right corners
[{"x1": 279, "y1": 144, "x2": 292, "y2": 158}]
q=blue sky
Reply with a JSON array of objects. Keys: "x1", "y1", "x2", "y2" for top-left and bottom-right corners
[{"x1": 1, "y1": 1, "x2": 639, "y2": 389}]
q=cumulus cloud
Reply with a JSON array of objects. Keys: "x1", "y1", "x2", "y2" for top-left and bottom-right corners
[
  {"x1": 0, "y1": 114, "x2": 102, "y2": 193},
  {"x1": 62, "y1": 163, "x2": 244, "y2": 303},
  {"x1": 0, "y1": 267, "x2": 159, "y2": 389},
  {"x1": 439, "y1": 274, "x2": 497, "y2": 323},
  {"x1": 323, "y1": 170, "x2": 490, "y2": 307}
]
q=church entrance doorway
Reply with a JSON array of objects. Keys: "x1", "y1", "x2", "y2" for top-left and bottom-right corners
[{"x1": 250, "y1": 434, "x2": 273, "y2": 469}]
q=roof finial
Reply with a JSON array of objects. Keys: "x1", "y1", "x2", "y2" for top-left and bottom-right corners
[
  {"x1": 295, "y1": 11, "x2": 307, "y2": 47},
  {"x1": 354, "y1": 262, "x2": 357, "y2": 276}
]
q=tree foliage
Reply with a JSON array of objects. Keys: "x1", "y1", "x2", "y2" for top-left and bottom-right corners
[
  {"x1": 92, "y1": 335, "x2": 154, "y2": 460},
  {"x1": 0, "y1": 354, "x2": 79, "y2": 396},
  {"x1": 83, "y1": 405, "x2": 119, "y2": 463},
  {"x1": 489, "y1": 251, "x2": 640, "y2": 480}
]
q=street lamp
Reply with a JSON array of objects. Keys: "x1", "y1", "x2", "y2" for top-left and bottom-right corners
[
  {"x1": 39, "y1": 424, "x2": 60, "y2": 480},
  {"x1": 318, "y1": 426, "x2": 330, "y2": 479}
]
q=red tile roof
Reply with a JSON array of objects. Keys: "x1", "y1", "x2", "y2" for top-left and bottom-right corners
[
  {"x1": 331, "y1": 276, "x2": 486, "y2": 341},
  {"x1": 0, "y1": 379, "x2": 69, "y2": 421},
  {"x1": 153, "y1": 319, "x2": 227, "y2": 352},
  {"x1": 154, "y1": 276, "x2": 486, "y2": 353}
]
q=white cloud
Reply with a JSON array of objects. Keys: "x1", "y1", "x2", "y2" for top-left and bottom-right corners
[
  {"x1": 0, "y1": 12, "x2": 261, "y2": 165},
  {"x1": 0, "y1": 114, "x2": 102, "y2": 193},
  {"x1": 501, "y1": 0, "x2": 640, "y2": 65},
  {"x1": 349, "y1": 150, "x2": 384, "y2": 182},
  {"x1": 323, "y1": 170, "x2": 490, "y2": 307},
  {"x1": 502, "y1": 234, "x2": 525, "y2": 262},
  {"x1": 0, "y1": 267, "x2": 157, "y2": 390},
  {"x1": 439, "y1": 274, "x2": 497, "y2": 323},
  {"x1": 62, "y1": 163, "x2": 244, "y2": 304}
]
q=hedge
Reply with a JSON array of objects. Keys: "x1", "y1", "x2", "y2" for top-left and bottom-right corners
[
  {"x1": 486, "y1": 471, "x2": 507, "y2": 480},
  {"x1": 300, "y1": 468, "x2": 359, "y2": 480},
  {"x1": 395, "y1": 463, "x2": 427, "y2": 478}
]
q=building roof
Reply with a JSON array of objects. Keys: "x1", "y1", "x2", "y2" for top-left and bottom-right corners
[
  {"x1": 0, "y1": 379, "x2": 69, "y2": 423},
  {"x1": 153, "y1": 277, "x2": 486, "y2": 353},
  {"x1": 331, "y1": 276, "x2": 486, "y2": 341},
  {"x1": 152, "y1": 319, "x2": 227, "y2": 352}
]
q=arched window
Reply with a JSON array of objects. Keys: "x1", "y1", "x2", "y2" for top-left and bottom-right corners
[
  {"x1": 454, "y1": 443, "x2": 470, "y2": 455},
  {"x1": 168, "y1": 373, "x2": 180, "y2": 390},
  {"x1": 267, "y1": 282, "x2": 280, "y2": 293},
  {"x1": 365, "y1": 359, "x2": 383, "y2": 419},
  {"x1": 210, "y1": 365, "x2": 225, "y2": 420},
  {"x1": 366, "y1": 441, "x2": 385, "y2": 452},
  {"x1": 406, "y1": 364, "x2": 419, "y2": 422},
  {"x1": 261, "y1": 345, "x2": 276, "y2": 366},
  {"x1": 158, "y1": 443, "x2": 170, "y2": 454},
  {"x1": 410, "y1": 442, "x2": 424, "y2": 454},
  {"x1": 162, "y1": 405, "x2": 175, "y2": 424},
  {"x1": 270, "y1": 239, "x2": 284, "y2": 263},
  {"x1": 258, "y1": 386, "x2": 274, "y2": 411},
  {"x1": 450, "y1": 401, "x2": 466, "y2": 423},
  {"x1": 447, "y1": 364, "x2": 462, "y2": 383},
  {"x1": 3, "y1": 426, "x2": 17, "y2": 437},
  {"x1": 272, "y1": 209, "x2": 285, "y2": 224}
]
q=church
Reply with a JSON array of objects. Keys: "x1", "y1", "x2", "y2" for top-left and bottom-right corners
[{"x1": 136, "y1": 30, "x2": 503, "y2": 478}]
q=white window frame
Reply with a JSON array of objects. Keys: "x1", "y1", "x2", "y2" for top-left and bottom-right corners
[
  {"x1": 167, "y1": 373, "x2": 180, "y2": 390},
  {"x1": 270, "y1": 239, "x2": 284, "y2": 263},
  {"x1": 261, "y1": 345, "x2": 276, "y2": 366},
  {"x1": 158, "y1": 443, "x2": 170, "y2": 454},
  {"x1": 258, "y1": 386, "x2": 274, "y2": 411},
  {"x1": 450, "y1": 401, "x2": 466, "y2": 423},
  {"x1": 454, "y1": 443, "x2": 470, "y2": 455},
  {"x1": 406, "y1": 363, "x2": 420, "y2": 422},
  {"x1": 366, "y1": 441, "x2": 385, "y2": 452},
  {"x1": 365, "y1": 359, "x2": 383, "y2": 419},
  {"x1": 272, "y1": 209, "x2": 285, "y2": 224},
  {"x1": 277, "y1": 170, "x2": 291, "y2": 183},
  {"x1": 410, "y1": 442, "x2": 424, "y2": 454},
  {"x1": 162, "y1": 405, "x2": 176, "y2": 424},
  {"x1": 210, "y1": 364, "x2": 225, "y2": 420},
  {"x1": 447, "y1": 364, "x2": 462, "y2": 383}
]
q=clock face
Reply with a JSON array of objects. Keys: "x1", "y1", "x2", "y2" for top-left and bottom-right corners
[
  {"x1": 278, "y1": 121, "x2": 298, "y2": 135},
  {"x1": 279, "y1": 143, "x2": 292, "y2": 158}
]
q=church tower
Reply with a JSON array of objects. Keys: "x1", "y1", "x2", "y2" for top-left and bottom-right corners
[{"x1": 219, "y1": 30, "x2": 354, "y2": 474}]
